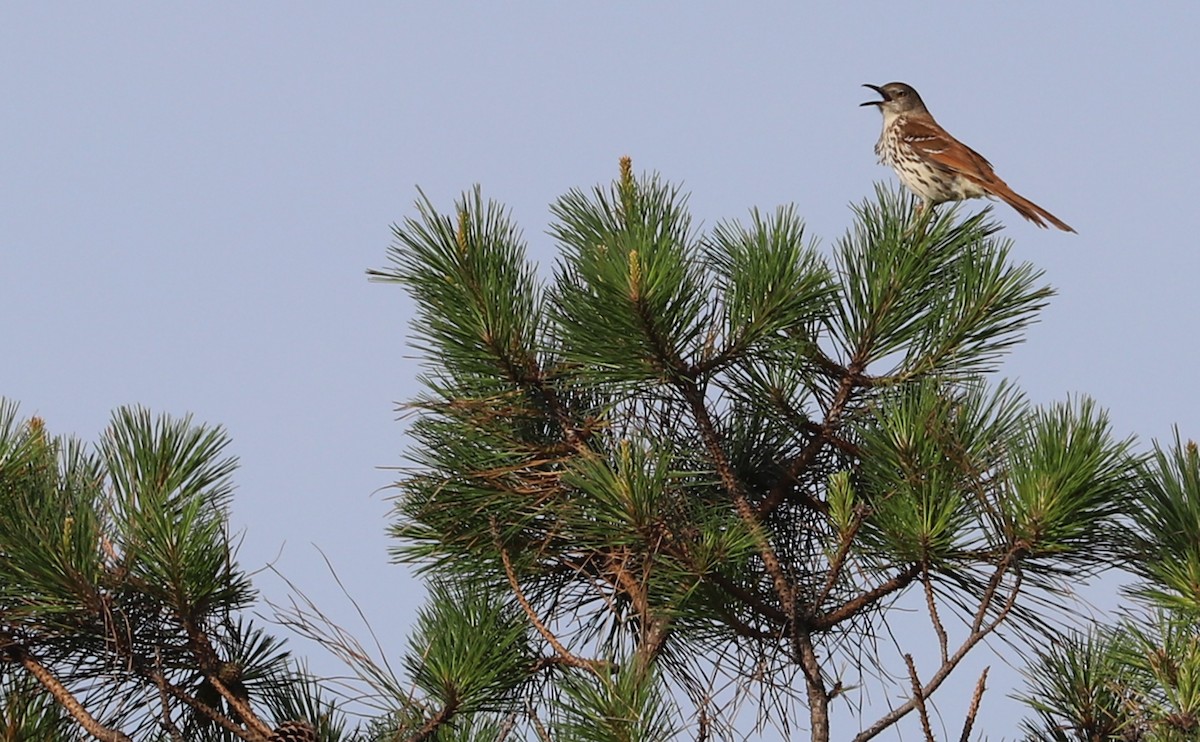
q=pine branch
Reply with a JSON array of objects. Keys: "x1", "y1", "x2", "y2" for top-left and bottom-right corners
[{"x1": 1, "y1": 635, "x2": 133, "y2": 742}]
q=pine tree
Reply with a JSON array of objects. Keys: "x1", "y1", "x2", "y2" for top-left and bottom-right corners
[
  {"x1": 5, "y1": 161, "x2": 1191, "y2": 741},
  {"x1": 1018, "y1": 436, "x2": 1200, "y2": 741},
  {"x1": 367, "y1": 158, "x2": 1141, "y2": 741},
  {"x1": 0, "y1": 405, "x2": 338, "y2": 741}
]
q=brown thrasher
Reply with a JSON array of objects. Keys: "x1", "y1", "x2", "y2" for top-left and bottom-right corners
[{"x1": 861, "y1": 82, "x2": 1075, "y2": 232}]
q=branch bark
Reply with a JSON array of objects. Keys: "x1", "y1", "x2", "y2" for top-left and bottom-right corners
[
  {"x1": 496, "y1": 527, "x2": 606, "y2": 676},
  {"x1": 1, "y1": 636, "x2": 133, "y2": 742},
  {"x1": 958, "y1": 666, "x2": 989, "y2": 742}
]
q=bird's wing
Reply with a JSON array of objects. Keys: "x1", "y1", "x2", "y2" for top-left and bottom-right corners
[{"x1": 901, "y1": 118, "x2": 1001, "y2": 186}]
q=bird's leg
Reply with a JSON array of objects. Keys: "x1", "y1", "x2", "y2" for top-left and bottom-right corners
[{"x1": 902, "y1": 200, "x2": 935, "y2": 241}]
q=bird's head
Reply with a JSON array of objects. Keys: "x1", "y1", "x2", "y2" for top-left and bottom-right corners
[{"x1": 860, "y1": 82, "x2": 928, "y2": 116}]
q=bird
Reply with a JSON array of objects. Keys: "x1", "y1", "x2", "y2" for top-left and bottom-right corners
[{"x1": 861, "y1": 82, "x2": 1074, "y2": 232}]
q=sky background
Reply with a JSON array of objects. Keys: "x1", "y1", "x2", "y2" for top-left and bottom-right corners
[{"x1": 3, "y1": 4, "x2": 1197, "y2": 740}]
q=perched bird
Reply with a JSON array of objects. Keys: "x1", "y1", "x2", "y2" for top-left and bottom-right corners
[{"x1": 861, "y1": 82, "x2": 1074, "y2": 232}]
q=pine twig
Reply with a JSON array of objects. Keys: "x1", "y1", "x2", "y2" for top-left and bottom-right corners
[
  {"x1": 494, "y1": 522, "x2": 605, "y2": 675},
  {"x1": 958, "y1": 666, "x2": 989, "y2": 742},
  {"x1": 904, "y1": 654, "x2": 934, "y2": 742},
  {"x1": 923, "y1": 567, "x2": 949, "y2": 664}
]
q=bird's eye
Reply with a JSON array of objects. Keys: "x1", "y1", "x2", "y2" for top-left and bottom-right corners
[{"x1": 896, "y1": 90, "x2": 906, "y2": 97}]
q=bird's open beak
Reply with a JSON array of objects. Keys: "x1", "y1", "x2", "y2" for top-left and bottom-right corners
[{"x1": 860, "y1": 83, "x2": 887, "y2": 107}]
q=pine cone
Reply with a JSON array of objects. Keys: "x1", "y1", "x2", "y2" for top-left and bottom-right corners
[{"x1": 269, "y1": 719, "x2": 317, "y2": 742}]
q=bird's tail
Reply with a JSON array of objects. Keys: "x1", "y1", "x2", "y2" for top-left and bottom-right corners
[{"x1": 992, "y1": 184, "x2": 1075, "y2": 232}]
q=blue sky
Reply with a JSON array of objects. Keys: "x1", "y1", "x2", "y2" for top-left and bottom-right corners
[{"x1": 3, "y1": 4, "x2": 1197, "y2": 739}]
